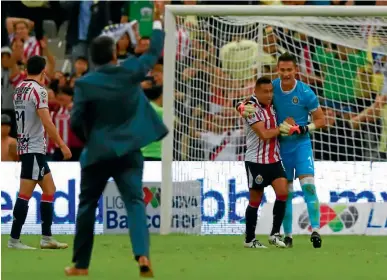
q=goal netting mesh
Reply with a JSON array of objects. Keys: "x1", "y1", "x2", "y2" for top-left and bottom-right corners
[{"x1": 169, "y1": 14, "x2": 387, "y2": 235}]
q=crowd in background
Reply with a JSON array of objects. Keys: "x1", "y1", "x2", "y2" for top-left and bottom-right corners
[{"x1": 1, "y1": 0, "x2": 387, "y2": 163}]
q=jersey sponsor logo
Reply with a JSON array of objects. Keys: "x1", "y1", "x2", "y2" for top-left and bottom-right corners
[
  {"x1": 255, "y1": 175, "x2": 263, "y2": 184},
  {"x1": 292, "y1": 96, "x2": 299, "y2": 104},
  {"x1": 17, "y1": 137, "x2": 30, "y2": 151}
]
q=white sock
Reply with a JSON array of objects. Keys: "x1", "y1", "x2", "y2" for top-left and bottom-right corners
[
  {"x1": 312, "y1": 228, "x2": 320, "y2": 233},
  {"x1": 285, "y1": 234, "x2": 292, "y2": 238}
]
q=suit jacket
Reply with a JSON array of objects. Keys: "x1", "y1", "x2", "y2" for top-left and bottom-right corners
[{"x1": 70, "y1": 29, "x2": 168, "y2": 168}]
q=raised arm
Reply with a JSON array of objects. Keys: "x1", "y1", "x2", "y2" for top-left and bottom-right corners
[
  {"x1": 121, "y1": 8, "x2": 164, "y2": 82},
  {"x1": 40, "y1": 38, "x2": 55, "y2": 79}
]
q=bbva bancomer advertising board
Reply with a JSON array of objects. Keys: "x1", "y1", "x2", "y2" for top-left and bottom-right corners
[{"x1": 1, "y1": 162, "x2": 386, "y2": 235}]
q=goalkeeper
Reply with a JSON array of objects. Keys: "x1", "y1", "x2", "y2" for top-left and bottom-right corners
[{"x1": 237, "y1": 53, "x2": 326, "y2": 248}]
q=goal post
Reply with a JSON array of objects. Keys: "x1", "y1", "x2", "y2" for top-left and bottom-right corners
[{"x1": 161, "y1": 5, "x2": 387, "y2": 235}]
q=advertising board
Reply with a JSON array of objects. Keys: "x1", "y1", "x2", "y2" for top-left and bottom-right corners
[
  {"x1": 1, "y1": 161, "x2": 386, "y2": 235},
  {"x1": 103, "y1": 181, "x2": 201, "y2": 234}
]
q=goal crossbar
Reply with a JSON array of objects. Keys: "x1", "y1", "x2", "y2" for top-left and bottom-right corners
[{"x1": 165, "y1": 5, "x2": 387, "y2": 17}]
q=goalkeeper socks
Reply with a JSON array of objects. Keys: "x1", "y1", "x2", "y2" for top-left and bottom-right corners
[
  {"x1": 270, "y1": 195, "x2": 287, "y2": 236},
  {"x1": 282, "y1": 190, "x2": 293, "y2": 237},
  {"x1": 245, "y1": 200, "x2": 260, "y2": 243},
  {"x1": 300, "y1": 178, "x2": 320, "y2": 231},
  {"x1": 40, "y1": 194, "x2": 54, "y2": 237},
  {"x1": 10, "y1": 194, "x2": 30, "y2": 240}
]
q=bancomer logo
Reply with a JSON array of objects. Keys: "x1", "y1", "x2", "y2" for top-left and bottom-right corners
[
  {"x1": 201, "y1": 179, "x2": 387, "y2": 224},
  {"x1": 105, "y1": 185, "x2": 199, "y2": 230}
]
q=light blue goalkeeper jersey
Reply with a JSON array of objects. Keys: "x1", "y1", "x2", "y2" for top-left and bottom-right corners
[{"x1": 272, "y1": 78, "x2": 320, "y2": 152}]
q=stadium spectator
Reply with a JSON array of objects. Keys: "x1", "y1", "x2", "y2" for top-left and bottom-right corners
[
  {"x1": 134, "y1": 37, "x2": 151, "y2": 57},
  {"x1": 116, "y1": 32, "x2": 132, "y2": 63},
  {"x1": 54, "y1": 71, "x2": 68, "y2": 88},
  {"x1": 9, "y1": 37, "x2": 55, "y2": 88},
  {"x1": 6, "y1": 17, "x2": 40, "y2": 60},
  {"x1": 121, "y1": 1, "x2": 155, "y2": 37},
  {"x1": 312, "y1": 106, "x2": 363, "y2": 161},
  {"x1": 142, "y1": 84, "x2": 164, "y2": 161},
  {"x1": 5, "y1": 1, "x2": 67, "y2": 40},
  {"x1": 64, "y1": 1, "x2": 122, "y2": 66},
  {"x1": 1, "y1": 46, "x2": 17, "y2": 138},
  {"x1": 313, "y1": 44, "x2": 368, "y2": 117},
  {"x1": 1, "y1": 114, "x2": 18, "y2": 162},
  {"x1": 51, "y1": 86, "x2": 83, "y2": 161},
  {"x1": 71, "y1": 56, "x2": 89, "y2": 83}
]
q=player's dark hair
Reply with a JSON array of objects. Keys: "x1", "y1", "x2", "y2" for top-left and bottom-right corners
[
  {"x1": 59, "y1": 86, "x2": 74, "y2": 97},
  {"x1": 26, "y1": 55, "x2": 46, "y2": 75},
  {"x1": 255, "y1": 76, "x2": 272, "y2": 87},
  {"x1": 277, "y1": 52, "x2": 297, "y2": 66},
  {"x1": 90, "y1": 36, "x2": 115, "y2": 66},
  {"x1": 75, "y1": 56, "x2": 88, "y2": 63}
]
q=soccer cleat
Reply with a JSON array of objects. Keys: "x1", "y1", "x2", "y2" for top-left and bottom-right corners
[
  {"x1": 244, "y1": 239, "x2": 267, "y2": 249},
  {"x1": 284, "y1": 236, "x2": 293, "y2": 248},
  {"x1": 268, "y1": 234, "x2": 287, "y2": 248},
  {"x1": 138, "y1": 256, "x2": 154, "y2": 278},
  {"x1": 8, "y1": 239, "x2": 36, "y2": 250},
  {"x1": 40, "y1": 237, "x2": 68, "y2": 249},
  {"x1": 311, "y1": 231, "x2": 322, "y2": 248},
  {"x1": 64, "y1": 266, "x2": 89, "y2": 276}
]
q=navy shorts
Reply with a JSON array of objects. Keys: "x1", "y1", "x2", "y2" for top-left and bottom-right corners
[
  {"x1": 20, "y1": 153, "x2": 51, "y2": 181},
  {"x1": 245, "y1": 161, "x2": 286, "y2": 190}
]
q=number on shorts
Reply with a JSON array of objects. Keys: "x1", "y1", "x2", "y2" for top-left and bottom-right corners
[{"x1": 308, "y1": 156, "x2": 313, "y2": 167}]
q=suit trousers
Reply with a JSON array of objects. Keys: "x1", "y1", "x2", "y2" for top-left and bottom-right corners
[{"x1": 72, "y1": 150, "x2": 149, "y2": 269}]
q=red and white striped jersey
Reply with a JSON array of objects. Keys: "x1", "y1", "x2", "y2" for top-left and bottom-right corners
[
  {"x1": 10, "y1": 34, "x2": 41, "y2": 60},
  {"x1": 244, "y1": 96, "x2": 281, "y2": 164},
  {"x1": 10, "y1": 71, "x2": 50, "y2": 88},
  {"x1": 52, "y1": 106, "x2": 83, "y2": 148},
  {"x1": 13, "y1": 80, "x2": 48, "y2": 155},
  {"x1": 176, "y1": 27, "x2": 190, "y2": 61}
]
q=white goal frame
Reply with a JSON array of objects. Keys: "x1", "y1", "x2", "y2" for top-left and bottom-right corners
[{"x1": 160, "y1": 5, "x2": 387, "y2": 235}]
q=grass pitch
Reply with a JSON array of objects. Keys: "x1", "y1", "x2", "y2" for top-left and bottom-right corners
[{"x1": 2, "y1": 235, "x2": 386, "y2": 280}]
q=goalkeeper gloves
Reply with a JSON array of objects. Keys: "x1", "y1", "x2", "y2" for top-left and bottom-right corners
[
  {"x1": 280, "y1": 122, "x2": 316, "y2": 136},
  {"x1": 236, "y1": 101, "x2": 255, "y2": 118}
]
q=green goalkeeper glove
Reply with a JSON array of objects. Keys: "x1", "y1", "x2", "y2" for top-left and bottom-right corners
[{"x1": 236, "y1": 101, "x2": 255, "y2": 118}]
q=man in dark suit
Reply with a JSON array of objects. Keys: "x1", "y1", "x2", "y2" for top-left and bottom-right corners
[{"x1": 64, "y1": 9, "x2": 167, "y2": 278}]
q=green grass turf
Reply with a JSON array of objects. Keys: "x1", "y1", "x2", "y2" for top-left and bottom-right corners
[{"x1": 2, "y1": 235, "x2": 386, "y2": 280}]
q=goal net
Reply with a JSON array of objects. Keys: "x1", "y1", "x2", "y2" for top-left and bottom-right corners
[{"x1": 161, "y1": 6, "x2": 387, "y2": 235}]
